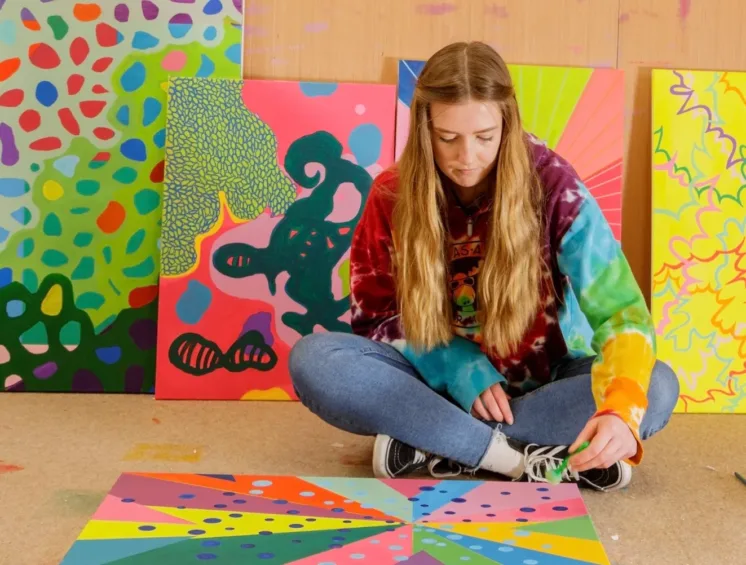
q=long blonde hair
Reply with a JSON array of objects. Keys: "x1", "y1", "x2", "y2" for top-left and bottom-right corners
[{"x1": 393, "y1": 41, "x2": 544, "y2": 358}]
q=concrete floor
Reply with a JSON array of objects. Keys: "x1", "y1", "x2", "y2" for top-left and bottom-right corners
[{"x1": 1, "y1": 394, "x2": 744, "y2": 565}]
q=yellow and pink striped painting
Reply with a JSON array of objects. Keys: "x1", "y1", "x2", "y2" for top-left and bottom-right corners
[{"x1": 396, "y1": 61, "x2": 624, "y2": 240}]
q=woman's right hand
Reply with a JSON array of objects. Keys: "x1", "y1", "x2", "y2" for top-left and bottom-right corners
[{"x1": 471, "y1": 383, "x2": 514, "y2": 425}]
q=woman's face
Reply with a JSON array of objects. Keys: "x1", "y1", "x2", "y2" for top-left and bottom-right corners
[{"x1": 430, "y1": 99, "x2": 503, "y2": 189}]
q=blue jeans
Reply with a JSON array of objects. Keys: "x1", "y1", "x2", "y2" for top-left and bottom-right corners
[{"x1": 289, "y1": 332, "x2": 679, "y2": 469}]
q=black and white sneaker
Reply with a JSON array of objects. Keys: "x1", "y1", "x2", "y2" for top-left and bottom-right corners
[
  {"x1": 521, "y1": 444, "x2": 632, "y2": 492},
  {"x1": 372, "y1": 434, "x2": 437, "y2": 478}
]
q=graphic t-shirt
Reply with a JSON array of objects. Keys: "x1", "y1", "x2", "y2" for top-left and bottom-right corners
[
  {"x1": 450, "y1": 236, "x2": 482, "y2": 340},
  {"x1": 448, "y1": 201, "x2": 484, "y2": 342}
]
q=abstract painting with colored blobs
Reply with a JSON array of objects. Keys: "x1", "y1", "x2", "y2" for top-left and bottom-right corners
[
  {"x1": 396, "y1": 60, "x2": 624, "y2": 241},
  {"x1": 0, "y1": 1, "x2": 244, "y2": 393},
  {"x1": 651, "y1": 69, "x2": 746, "y2": 413},
  {"x1": 154, "y1": 78, "x2": 396, "y2": 400},
  {"x1": 59, "y1": 473, "x2": 611, "y2": 564}
]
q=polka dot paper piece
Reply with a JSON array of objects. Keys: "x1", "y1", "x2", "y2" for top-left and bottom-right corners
[{"x1": 59, "y1": 474, "x2": 612, "y2": 564}]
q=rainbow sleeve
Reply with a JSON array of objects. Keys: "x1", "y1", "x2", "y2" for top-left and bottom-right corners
[
  {"x1": 391, "y1": 337, "x2": 506, "y2": 414},
  {"x1": 556, "y1": 182, "x2": 657, "y2": 464}
]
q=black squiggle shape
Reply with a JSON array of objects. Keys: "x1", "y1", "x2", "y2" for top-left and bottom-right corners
[
  {"x1": 168, "y1": 330, "x2": 277, "y2": 376},
  {"x1": 212, "y1": 130, "x2": 372, "y2": 337}
]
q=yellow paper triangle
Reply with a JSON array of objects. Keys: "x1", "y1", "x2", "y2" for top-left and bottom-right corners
[
  {"x1": 79, "y1": 507, "x2": 396, "y2": 541},
  {"x1": 156, "y1": 506, "x2": 395, "y2": 537},
  {"x1": 78, "y1": 520, "x2": 195, "y2": 540}
]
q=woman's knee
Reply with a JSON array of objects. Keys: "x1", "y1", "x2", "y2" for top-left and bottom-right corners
[
  {"x1": 641, "y1": 360, "x2": 680, "y2": 437},
  {"x1": 288, "y1": 332, "x2": 379, "y2": 435},
  {"x1": 649, "y1": 361, "x2": 680, "y2": 412},
  {"x1": 289, "y1": 332, "x2": 342, "y2": 391},
  {"x1": 288, "y1": 331, "x2": 371, "y2": 400}
]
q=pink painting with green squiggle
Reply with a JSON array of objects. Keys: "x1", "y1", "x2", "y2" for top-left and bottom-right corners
[
  {"x1": 0, "y1": 1, "x2": 244, "y2": 393},
  {"x1": 154, "y1": 78, "x2": 396, "y2": 400}
]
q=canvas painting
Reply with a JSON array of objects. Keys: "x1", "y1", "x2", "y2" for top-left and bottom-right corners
[
  {"x1": 0, "y1": 0, "x2": 245, "y2": 393},
  {"x1": 154, "y1": 77, "x2": 396, "y2": 400},
  {"x1": 60, "y1": 473, "x2": 611, "y2": 564},
  {"x1": 651, "y1": 69, "x2": 746, "y2": 413},
  {"x1": 396, "y1": 60, "x2": 624, "y2": 241}
]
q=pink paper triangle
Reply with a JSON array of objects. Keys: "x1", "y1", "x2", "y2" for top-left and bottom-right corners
[
  {"x1": 92, "y1": 495, "x2": 193, "y2": 524},
  {"x1": 380, "y1": 479, "x2": 436, "y2": 499}
]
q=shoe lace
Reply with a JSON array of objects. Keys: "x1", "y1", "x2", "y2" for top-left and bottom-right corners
[
  {"x1": 426, "y1": 456, "x2": 482, "y2": 479},
  {"x1": 412, "y1": 449, "x2": 428, "y2": 466},
  {"x1": 522, "y1": 444, "x2": 579, "y2": 483},
  {"x1": 426, "y1": 457, "x2": 476, "y2": 478}
]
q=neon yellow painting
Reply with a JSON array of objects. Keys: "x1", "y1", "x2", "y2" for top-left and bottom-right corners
[{"x1": 651, "y1": 69, "x2": 746, "y2": 413}]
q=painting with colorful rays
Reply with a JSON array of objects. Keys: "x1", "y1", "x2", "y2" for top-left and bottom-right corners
[
  {"x1": 59, "y1": 473, "x2": 612, "y2": 565},
  {"x1": 154, "y1": 78, "x2": 396, "y2": 400},
  {"x1": 396, "y1": 60, "x2": 624, "y2": 241},
  {"x1": 0, "y1": 1, "x2": 244, "y2": 393},
  {"x1": 651, "y1": 69, "x2": 746, "y2": 413}
]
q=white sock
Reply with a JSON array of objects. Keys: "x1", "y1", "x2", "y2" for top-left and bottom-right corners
[{"x1": 478, "y1": 431, "x2": 525, "y2": 479}]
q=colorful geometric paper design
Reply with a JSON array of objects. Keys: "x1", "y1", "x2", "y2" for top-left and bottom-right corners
[
  {"x1": 60, "y1": 473, "x2": 611, "y2": 564},
  {"x1": 0, "y1": 1, "x2": 244, "y2": 393},
  {"x1": 396, "y1": 60, "x2": 624, "y2": 240},
  {"x1": 154, "y1": 78, "x2": 396, "y2": 400},
  {"x1": 651, "y1": 69, "x2": 746, "y2": 413}
]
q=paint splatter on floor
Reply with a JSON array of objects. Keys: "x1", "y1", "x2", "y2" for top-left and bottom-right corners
[
  {"x1": 123, "y1": 443, "x2": 204, "y2": 463},
  {"x1": 0, "y1": 461, "x2": 23, "y2": 474},
  {"x1": 46, "y1": 489, "x2": 108, "y2": 517},
  {"x1": 340, "y1": 453, "x2": 370, "y2": 467}
]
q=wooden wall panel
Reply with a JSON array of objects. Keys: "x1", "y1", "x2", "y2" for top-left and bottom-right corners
[
  {"x1": 243, "y1": 0, "x2": 619, "y2": 82},
  {"x1": 618, "y1": 0, "x2": 746, "y2": 300},
  {"x1": 241, "y1": 0, "x2": 746, "y2": 303}
]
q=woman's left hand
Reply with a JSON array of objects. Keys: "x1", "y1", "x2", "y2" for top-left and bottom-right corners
[{"x1": 568, "y1": 415, "x2": 637, "y2": 472}]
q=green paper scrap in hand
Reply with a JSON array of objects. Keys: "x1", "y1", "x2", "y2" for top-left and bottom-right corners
[{"x1": 545, "y1": 441, "x2": 591, "y2": 485}]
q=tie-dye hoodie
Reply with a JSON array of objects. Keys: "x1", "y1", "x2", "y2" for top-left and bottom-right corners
[{"x1": 349, "y1": 135, "x2": 656, "y2": 464}]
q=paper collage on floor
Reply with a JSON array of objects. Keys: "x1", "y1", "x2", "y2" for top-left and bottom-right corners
[
  {"x1": 651, "y1": 69, "x2": 746, "y2": 413},
  {"x1": 154, "y1": 78, "x2": 396, "y2": 400},
  {"x1": 60, "y1": 473, "x2": 612, "y2": 564},
  {"x1": 0, "y1": 0, "x2": 245, "y2": 393},
  {"x1": 396, "y1": 60, "x2": 624, "y2": 241}
]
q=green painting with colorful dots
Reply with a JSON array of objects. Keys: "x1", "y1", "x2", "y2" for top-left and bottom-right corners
[{"x1": 0, "y1": 1, "x2": 245, "y2": 392}]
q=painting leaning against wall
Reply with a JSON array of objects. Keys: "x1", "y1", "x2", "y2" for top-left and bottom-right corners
[
  {"x1": 397, "y1": 59, "x2": 625, "y2": 357},
  {"x1": 0, "y1": 0, "x2": 245, "y2": 393},
  {"x1": 154, "y1": 77, "x2": 396, "y2": 400},
  {"x1": 651, "y1": 68, "x2": 746, "y2": 413}
]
